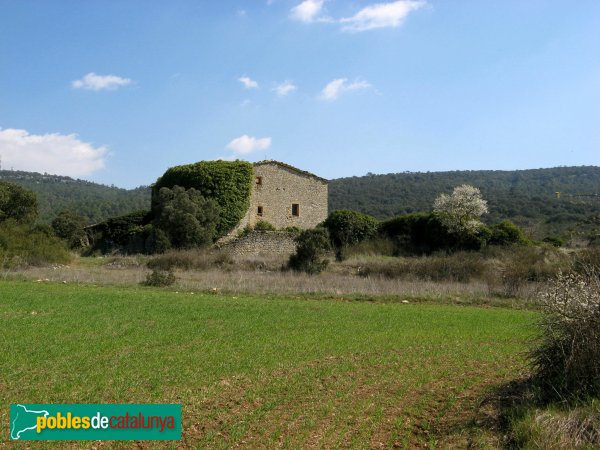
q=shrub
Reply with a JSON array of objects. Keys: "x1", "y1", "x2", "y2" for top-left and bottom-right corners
[
  {"x1": 529, "y1": 268, "x2": 600, "y2": 400},
  {"x1": 153, "y1": 186, "x2": 220, "y2": 249},
  {"x1": 153, "y1": 160, "x2": 253, "y2": 237},
  {"x1": 86, "y1": 210, "x2": 152, "y2": 254},
  {"x1": 357, "y1": 252, "x2": 486, "y2": 282},
  {"x1": 324, "y1": 210, "x2": 379, "y2": 260},
  {"x1": 51, "y1": 210, "x2": 88, "y2": 248},
  {"x1": 489, "y1": 220, "x2": 529, "y2": 246},
  {"x1": 147, "y1": 249, "x2": 232, "y2": 271},
  {"x1": 142, "y1": 269, "x2": 176, "y2": 287},
  {"x1": 380, "y1": 213, "x2": 485, "y2": 254},
  {"x1": 483, "y1": 246, "x2": 570, "y2": 297},
  {"x1": 343, "y1": 237, "x2": 396, "y2": 258},
  {"x1": 253, "y1": 220, "x2": 276, "y2": 231},
  {"x1": 288, "y1": 228, "x2": 330, "y2": 274},
  {"x1": 282, "y1": 226, "x2": 302, "y2": 234},
  {"x1": 543, "y1": 236, "x2": 565, "y2": 248},
  {"x1": 0, "y1": 220, "x2": 71, "y2": 268},
  {"x1": 0, "y1": 181, "x2": 38, "y2": 224}
]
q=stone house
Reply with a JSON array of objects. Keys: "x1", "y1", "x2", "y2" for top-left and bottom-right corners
[{"x1": 227, "y1": 161, "x2": 328, "y2": 238}]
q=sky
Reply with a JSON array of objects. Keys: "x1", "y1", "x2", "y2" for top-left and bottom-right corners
[{"x1": 1, "y1": 0, "x2": 599, "y2": 188}]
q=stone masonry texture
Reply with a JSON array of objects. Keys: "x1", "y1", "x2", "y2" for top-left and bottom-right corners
[{"x1": 249, "y1": 161, "x2": 328, "y2": 229}]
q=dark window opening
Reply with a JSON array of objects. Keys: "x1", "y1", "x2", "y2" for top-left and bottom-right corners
[
  {"x1": 255, "y1": 176, "x2": 262, "y2": 185},
  {"x1": 292, "y1": 204, "x2": 299, "y2": 216},
  {"x1": 257, "y1": 206, "x2": 263, "y2": 216}
]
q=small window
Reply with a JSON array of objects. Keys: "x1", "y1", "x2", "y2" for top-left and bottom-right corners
[
  {"x1": 255, "y1": 176, "x2": 262, "y2": 185},
  {"x1": 257, "y1": 206, "x2": 263, "y2": 216},
  {"x1": 292, "y1": 204, "x2": 299, "y2": 216}
]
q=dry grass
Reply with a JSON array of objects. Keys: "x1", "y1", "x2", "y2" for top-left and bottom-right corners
[
  {"x1": 3, "y1": 254, "x2": 540, "y2": 306},
  {"x1": 513, "y1": 405, "x2": 600, "y2": 449}
]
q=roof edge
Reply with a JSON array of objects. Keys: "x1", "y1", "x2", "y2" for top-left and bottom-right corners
[{"x1": 253, "y1": 160, "x2": 328, "y2": 183}]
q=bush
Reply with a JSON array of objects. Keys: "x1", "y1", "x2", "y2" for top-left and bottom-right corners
[
  {"x1": 153, "y1": 160, "x2": 253, "y2": 237},
  {"x1": 357, "y1": 252, "x2": 487, "y2": 282},
  {"x1": 142, "y1": 269, "x2": 176, "y2": 287},
  {"x1": 147, "y1": 249, "x2": 232, "y2": 271},
  {"x1": 0, "y1": 181, "x2": 38, "y2": 224},
  {"x1": 153, "y1": 186, "x2": 220, "y2": 249},
  {"x1": 253, "y1": 220, "x2": 276, "y2": 231},
  {"x1": 489, "y1": 220, "x2": 529, "y2": 246},
  {"x1": 288, "y1": 228, "x2": 330, "y2": 274},
  {"x1": 542, "y1": 236, "x2": 565, "y2": 248},
  {"x1": 52, "y1": 210, "x2": 88, "y2": 248},
  {"x1": 529, "y1": 268, "x2": 600, "y2": 400},
  {"x1": 0, "y1": 220, "x2": 71, "y2": 268},
  {"x1": 324, "y1": 210, "x2": 379, "y2": 260},
  {"x1": 380, "y1": 213, "x2": 485, "y2": 254},
  {"x1": 86, "y1": 210, "x2": 152, "y2": 254}
]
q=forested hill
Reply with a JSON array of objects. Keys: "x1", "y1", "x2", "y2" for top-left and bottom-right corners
[
  {"x1": 2, "y1": 166, "x2": 599, "y2": 238},
  {"x1": 329, "y1": 166, "x2": 600, "y2": 239},
  {"x1": 0, "y1": 170, "x2": 151, "y2": 224}
]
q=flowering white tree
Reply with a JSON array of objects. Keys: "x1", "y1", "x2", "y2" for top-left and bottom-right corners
[
  {"x1": 433, "y1": 184, "x2": 488, "y2": 234},
  {"x1": 530, "y1": 269, "x2": 600, "y2": 398}
]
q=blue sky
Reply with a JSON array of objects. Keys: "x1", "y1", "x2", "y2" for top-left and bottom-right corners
[{"x1": 1, "y1": 0, "x2": 599, "y2": 188}]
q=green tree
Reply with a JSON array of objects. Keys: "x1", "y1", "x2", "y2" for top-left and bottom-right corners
[
  {"x1": 153, "y1": 186, "x2": 220, "y2": 249},
  {"x1": 288, "y1": 228, "x2": 331, "y2": 274},
  {"x1": 153, "y1": 160, "x2": 253, "y2": 237},
  {"x1": 0, "y1": 181, "x2": 38, "y2": 224},
  {"x1": 51, "y1": 211, "x2": 88, "y2": 248},
  {"x1": 489, "y1": 220, "x2": 528, "y2": 246},
  {"x1": 324, "y1": 210, "x2": 379, "y2": 260}
]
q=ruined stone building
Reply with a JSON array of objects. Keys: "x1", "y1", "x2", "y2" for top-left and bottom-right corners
[{"x1": 228, "y1": 161, "x2": 328, "y2": 237}]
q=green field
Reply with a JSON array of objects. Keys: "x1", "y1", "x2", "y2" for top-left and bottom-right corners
[{"x1": 1, "y1": 281, "x2": 537, "y2": 448}]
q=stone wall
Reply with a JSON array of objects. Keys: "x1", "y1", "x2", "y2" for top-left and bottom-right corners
[
  {"x1": 220, "y1": 231, "x2": 297, "y2": 258},
  {"x1": 217, "y1": 161, "x2": 328, "y2": 245},
  {"x1": 249, "y1": 162, "x2": 328, "y2": 230}
]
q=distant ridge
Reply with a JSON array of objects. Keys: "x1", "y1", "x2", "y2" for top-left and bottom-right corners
[
  {"x1": 329, "y1": 166, "x2": 600, "y2": 239},
  {"x1": 1, "y1": 166, "x2": 598, "y2": 239},
  {"x1": 0, "y1": 170, "x2": 150, "y2": 223}
]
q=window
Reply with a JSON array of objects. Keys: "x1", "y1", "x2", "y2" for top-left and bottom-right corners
[
  {"x1": 292, "y1": 204, "x2": 299, "y2": 216},
  {"x1": 255, "y1": 176, "x2": 262, "y2": 185},
  {"x1": 257, "y1": 206, "x2": 263, "y2": 216}
]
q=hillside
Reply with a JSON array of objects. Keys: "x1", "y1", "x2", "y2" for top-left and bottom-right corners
[
  {"x1": 329, "y1": 166, "x2": 600, "y2": 240},
  {"x1": 2, "y1": 166, "x2": 599, "y2": 240},
  {"x1": 0, "y1": 170, "x2": 151, "y2": 224}
]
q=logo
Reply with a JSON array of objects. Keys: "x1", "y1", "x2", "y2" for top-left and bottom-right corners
[{"x1": 10, "y1": 404, "x2": 181, "y2": 441}]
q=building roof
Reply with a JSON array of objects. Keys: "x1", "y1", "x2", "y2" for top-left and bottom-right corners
[{"x1": 253, "y1": 160, "x2": 328, "y2": 183}]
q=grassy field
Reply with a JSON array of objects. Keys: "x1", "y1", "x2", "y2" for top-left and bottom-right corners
[{"x1": 0, "y1": 280, "x2": 537, "y2": 448}]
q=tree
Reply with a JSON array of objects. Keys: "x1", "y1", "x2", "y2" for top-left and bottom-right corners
[
  {"x1": 51, "y1": 211, "x2": 88, "y2": 248},
  {"x1": 324, "y1": 210, "x2": 379, "y2": 260},
  {"x1": 288, "y1": 228, "x2": 331, "y2": 274},
  {"x1": 433, "y1": 185, "x2": 488, "y2": 235},
  {"x1": 489, "y1": 220, "x2": 528, "y2": 246},
  {"x1": 0, "y1": 181, "x2": 38, "y2": 224},
  {"x1": 153, "y1": 186, "x2": 220, "y2": 249}
]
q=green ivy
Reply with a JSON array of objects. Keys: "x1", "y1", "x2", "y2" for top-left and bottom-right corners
[{"x1": 152, "y1": 160, "x2": 253, "y2": 237}]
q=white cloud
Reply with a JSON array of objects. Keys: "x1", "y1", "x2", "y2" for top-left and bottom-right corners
[
  {"x1": 238, "y1": 76, "x2": 259, "y2": 89},
  {"x1": 272, "y1": 81, "x2": 297, "y2": 97},
  {"x1": 340, "y1": 0, "x2": 426, "y2": 32},
  {"x1": 319, "y1": 78, "x2": 372, "y2": 101},
  {"x1": 290, "y1": 0, "x2": 325, "y2": 22},
  {"x1": 226, "y1": 135, "x2": 272, "y2": 155},
  {"x1": 0, "y1": 127, "x2": 107, "y2": 177},
  {"x1": 71, "y1": 72, "x2": 132, "y2": 91}
]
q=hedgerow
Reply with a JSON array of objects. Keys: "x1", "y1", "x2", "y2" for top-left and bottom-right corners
[{"x1": 152, "y1": 160, "x2": 253, "y2": 237}]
